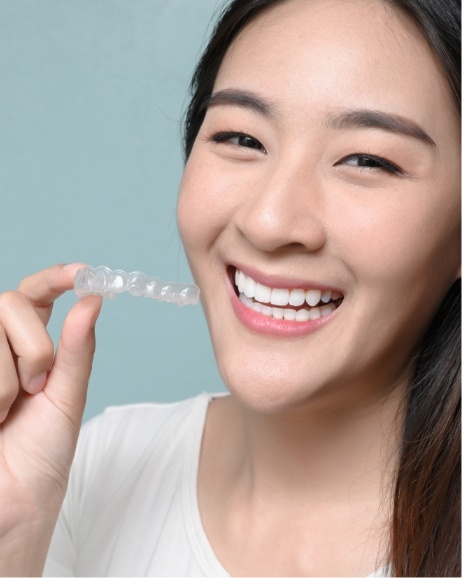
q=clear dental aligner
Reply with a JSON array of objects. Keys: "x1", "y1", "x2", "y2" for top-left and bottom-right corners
[{"x1": 74, "y1": 266, "x2": 200, "y2": 306}]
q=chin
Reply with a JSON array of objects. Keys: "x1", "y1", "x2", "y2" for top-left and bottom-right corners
[{"x1": 216, "y1": 358, "x2": 328, "y2": 415}]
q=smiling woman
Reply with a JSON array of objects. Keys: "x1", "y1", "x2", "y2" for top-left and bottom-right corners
[
  {"x1": 0, "y1": 0, "x2": 460, "y2": 577},
  {"x1": 179, "y1": 0, "x2": 460, "y2": 575}
]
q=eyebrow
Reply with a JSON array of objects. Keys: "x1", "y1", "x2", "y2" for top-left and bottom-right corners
[
  {"x1": 202, "y1": 89, "x2": 436, "y2": 147},
  {"x1": 326, "y1": 109, "x2": 436, "y2": 147},
  {"x1": 201, "y1": 89, "x2": 277, "y2": 119}
]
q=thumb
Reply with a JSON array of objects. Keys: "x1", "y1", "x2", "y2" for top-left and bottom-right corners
[{"x1": 45, "y1": 295, "x2": 103, "y2": 426}]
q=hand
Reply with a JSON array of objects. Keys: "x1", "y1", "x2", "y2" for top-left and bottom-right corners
[{"x1": 0, "y1": 264, "x2": 102, "y2": 575}]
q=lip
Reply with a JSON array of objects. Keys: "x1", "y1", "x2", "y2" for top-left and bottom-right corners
[{"x1": 227, "y1": 267, "x2": 340, "y2": 337}]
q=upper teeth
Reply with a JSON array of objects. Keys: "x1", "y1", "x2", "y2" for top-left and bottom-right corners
[{"x1": 235, "y1": 269, "x2": 341, "y2": 308}]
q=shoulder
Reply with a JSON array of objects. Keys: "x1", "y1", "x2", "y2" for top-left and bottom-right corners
[
  {"x1": 85, "y1": 393, "x2": 210, "y2": 434},
  {"x1": 64, "y1": 392, "x2": 223, "y2": 521},
  {"x1": 45, "y1": 394, "x2": 226, "y2": 576},
  {"x1": 79, "y1": 392, "x2": 214, "y2": 456},
  {"x1": 71, "y1": 392, "x2": 218, "y2": 491}
]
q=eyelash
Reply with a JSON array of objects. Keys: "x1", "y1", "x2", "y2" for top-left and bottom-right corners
[
  {"x1": 336, "y1": 153, "x2": 402, "y2": 175},
  {"x1": 209, "y1": 131, "x2": 402, "y2": 175},
  {"x1": 209, "y1": 131, "x2": 267, "y2": 153}
]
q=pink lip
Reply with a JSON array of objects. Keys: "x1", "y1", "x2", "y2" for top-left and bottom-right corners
[{"x1": 227, "y1": 277, "x2": 338, "y2": 338}]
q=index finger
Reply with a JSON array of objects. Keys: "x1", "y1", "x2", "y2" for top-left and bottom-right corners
[{"x1": 17, "y1": 263, "x2": 86, "y2": 323}]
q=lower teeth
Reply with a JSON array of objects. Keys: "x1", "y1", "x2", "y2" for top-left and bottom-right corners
[{"x1": 239, "y1": 293, "x2": 336, "y2": 321}]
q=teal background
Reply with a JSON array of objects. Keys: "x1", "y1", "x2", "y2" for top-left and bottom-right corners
[{"x1": 0, "y1": 0, "x2": 227, "y2": 420}]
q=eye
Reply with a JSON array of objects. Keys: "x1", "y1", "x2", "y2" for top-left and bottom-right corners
[
  {"x1": 209, "y1": 131, "x2": 267, "y2": 153},
  {"x1": 337, "y1": 153, "x2": 402, "y2": 175}
]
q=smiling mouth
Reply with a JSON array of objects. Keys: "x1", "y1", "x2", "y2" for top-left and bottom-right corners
[{"x1": 232, "y1": 267, "x2": 344, "y2": 322}]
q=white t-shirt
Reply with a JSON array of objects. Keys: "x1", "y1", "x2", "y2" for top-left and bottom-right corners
[{"x1": 44, "y1": 393, "x2": 388, "y2": 577}]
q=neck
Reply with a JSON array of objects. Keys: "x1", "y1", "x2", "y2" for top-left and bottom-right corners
[
  {"x1": 198, "y1": 381, "x2": 407, "y2": 576},
  {"x1": 240, "y1": 386, "x2": 405, "y2": 504},
  {"x1": 207, "y1": 378, "x2": 407, "y2": 510}
]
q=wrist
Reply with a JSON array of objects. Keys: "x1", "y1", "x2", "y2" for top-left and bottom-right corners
[{"x1": 0, "y1": 507, "x2": 60, "y2": 576}]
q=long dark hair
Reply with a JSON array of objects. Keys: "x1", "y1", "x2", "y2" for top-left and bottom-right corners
[{"x1": 182, "y1": 1, "x2": 461, "y2": 575}]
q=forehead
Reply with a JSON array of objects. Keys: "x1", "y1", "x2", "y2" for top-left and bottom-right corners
[{"x1": 213, "y1": 0, "x2": 458, "y2": 142}]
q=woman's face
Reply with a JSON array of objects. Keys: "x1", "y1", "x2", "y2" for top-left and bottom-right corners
[{"x1": 178, "y1": 0, "x2": 460, "y2": 413}]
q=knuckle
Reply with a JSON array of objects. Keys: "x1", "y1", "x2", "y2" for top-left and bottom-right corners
[
  {"x1": 16, "y1": 271, "x2": 38, "y2": 291},
  {"x1": 0, "y1": 289, "x2": 28, "y2": 311},
  {"x1": 28, "y1": 337, "x2": 55, "y2": 367},
  {"x1": 0, "y1": 381, "x2": 19, "y2": 409}
]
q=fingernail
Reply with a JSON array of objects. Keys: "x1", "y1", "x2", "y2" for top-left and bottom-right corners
[{"x1": 26, "y1": 372, "x2": 47, "y2": 394}]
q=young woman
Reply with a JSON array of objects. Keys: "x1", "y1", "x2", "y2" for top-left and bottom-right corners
[{"x1": 0, "y1": 0, "x2": 459, "y2": 576}]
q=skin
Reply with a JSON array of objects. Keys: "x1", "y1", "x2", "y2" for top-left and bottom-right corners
[
  {"x1": 0, "y1": 0, "x2": 459, "y2": 576},
  {"x1": 0, "y1": 265, "x2": 102, "y2": 575},
  {"x1": 177, "y1": 0, "x2": 460, "y2": 575}
]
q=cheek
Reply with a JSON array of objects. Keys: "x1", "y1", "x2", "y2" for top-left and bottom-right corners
[
  {"x1": 336, "y1": 187, "x2": 460, "y2": 303},
  {"x1": 177, "y1": 150, "x2": 247, "y2": 255},
  {"x1": 177, "y1": 157, "x2": 218, "y2": 255}
]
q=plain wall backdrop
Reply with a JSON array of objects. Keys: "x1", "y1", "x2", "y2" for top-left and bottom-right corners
[{"x1": 0, "y1": 0, "x2": 227, "y2": 420}]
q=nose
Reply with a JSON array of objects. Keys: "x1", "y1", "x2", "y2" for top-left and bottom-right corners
[{"x1": 234, "y1": 158, "x2": 327, "y2": 254}]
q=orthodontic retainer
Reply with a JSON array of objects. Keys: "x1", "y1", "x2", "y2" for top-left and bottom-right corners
[{"x1": 74, "y1": 266, "x2": 200, "y2": 306}]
